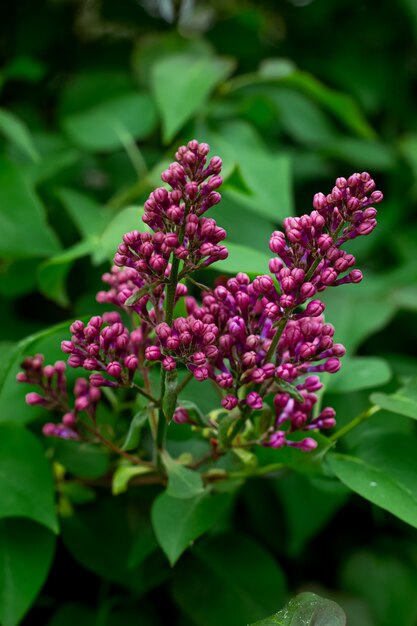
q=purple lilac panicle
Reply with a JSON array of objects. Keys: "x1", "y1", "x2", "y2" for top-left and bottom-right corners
[{"x1": 17, "y1": 142, "x2": 382, "y2": 453}]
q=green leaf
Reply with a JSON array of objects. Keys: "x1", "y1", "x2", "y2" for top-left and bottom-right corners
[
  {"x1": 151, "y1": 491, "x2": 231, "y2": 565},
  {"x1": 122, "y1": 409, "x2": 149, "y2": 451},
  {"x1": 327, "y1": 433, "x2": 417, "y2": 528},
  {"x1": 214, "y1": 242, "x2": 270, "y2": 275},
  {"x1": 272, "y1": 474, "x2": 349, "y2": 557},
  {"x1": 0, "y1": 518, "x2": 56, "y2": 626},
  {"x1": 370, "y1": 377, "x2": 417, "y2": 419},
  {"x1": 61, "y1": 497, "x2": 150, "y2": 589},
  {"x1": 37, "y1": 239, "x2": 94, "y2": 307},
  {"x1": 53, "y1": 440, "x2": 110, "y2": 479},
  {"x1": 151, "y1": 54, "x2": 234, "y2": 142},
  {"x1": 0, "y1": 107, "x2": 40, "y2": 161},
  {"x1": 327, "y1": 357, "x2": 392, "y2": 393},
  {"x1": 0, "y1": 424, "x2": 58, "y2": 532},
  {"x1": 220, "y1": 120, "x2": 293, "y2": 221},
  {"x1": 56, "y1": 187, "x2": 110, "y2": 240},
  {"x1": 63, "y1": 92, "x2": 157, "y2": 152},
  {"x1": 173, "y1": 533, "x2": 286, "y2": 626},
  {"x1": 125, "y1": 284, "x2": 154, "y2": 306},
  {"x1": 247, "y1": 592, "x2": 346, "y2": 626},
  {"x1": 282, "y1": 71, "x2": 376, "y2": 140},
  {"x1": 270, "y1": 88, "x2": 337, "y2": 147},
  {"x1": 112, "y1": 463, "x2": 153, "y2": 495},
  {"x1": 162, "y1": 451, "x2": 204, "y2": 499},
  {"x1": 162, "y1": 368, "x2": 179, "y2": 422},
  {"x1": 320, "y1": 279, "x2": 397, "y2": 352},
  {"x1": 100, "y1": 206, "x2": 146, "y2": 259},
  {"x1": 0, "y1": 156, "x2": 61, "y2": 259},
  {"x1": 341, "y1": 550, "x2": 417, "y2": 626}
]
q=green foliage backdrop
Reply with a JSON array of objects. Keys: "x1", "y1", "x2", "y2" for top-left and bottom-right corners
[{"x1": 1, "y1": 1, "x2": 417, "y2": 625}]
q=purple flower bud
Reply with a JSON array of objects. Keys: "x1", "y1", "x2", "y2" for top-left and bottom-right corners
[
  {"x1": 63, "y1": 413, "x2": 76, "y2": 427},
  {"x1": 194, "y1": 366, "x2": 209, "y2": 381},
  {"x1": 313, "y1": 192, "x2": 327, "y2": 210},
  {"x1": 251, "y1": 368, "x2": 266, "y2": 384},
  {"x1": 222, "y1": 395, "x2": 238, "y2": 410},
  {"x1": 242, "y1": 351, "x2": 257, "y2": 368},
  {"x1": 68, "y1": 354, "x2": 83, "y2": 368},
  {"x1": 61, "y1": 340, "x2": 74, "y2": 354},
  {"x1": 246, "y1": 392, "x2": 263, "y2": 409},
  {"x1": 216, "y1": 373, "x2": 233, "y2": 388},
  {"x1": 305, "y1": 300, "x2": 326, "y2": 317},
  {"x1": 162, "y1": 357, "x2": 176, "y2": 371},
  {"x1": 26, "y1": 392, "x2": 47, "y2": 406},
  {"x1": 156, "y1": 323, "x2": 171, "y2": 340},
  {"x1": 173, "y1": 408, "x2": 191, "y2": 424},
  {"x1": 43, "y1": 423, "x2": 56, "y2": 436},
  {"x1": 125, "y1": 355, "x2": 139, "y2": 370},
  {"x1": 84, "y1": 358, "x2": 98, "y2": 371},
  {"x1": 269, "y1": 431, "x2": 286, "y2": 448},
  {"x1": 325, "y1": 358, "x2": 341, "y2": 373},
  {"x1": 192, "y1": 352, "x2": 207, "y2": 366},
  {"x1": 297, "y1": 437, "x2": 318, "y2": 452}
]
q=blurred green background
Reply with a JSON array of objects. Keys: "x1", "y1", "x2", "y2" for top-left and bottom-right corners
[{"x1": 1, "y1": 1, "x2": 417, "y2": 625}]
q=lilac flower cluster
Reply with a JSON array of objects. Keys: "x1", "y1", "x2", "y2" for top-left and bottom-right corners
[
  {"x1": 146, "y1": 317, "x2": 219, "y2": 379},
  {"x1": 60, "y1": 311, "x2": 144, "y2": 388},
  {"x1": 262, "y1": 172, "x2": 383, "y2": 314},
  {"x1": 17, "y1": 140, "x2": 383, "y2": 458},
  {"x1": 114, "y1": 141, "x2": 227, "y2": 302},
  {"x1": 17, "y1": 355, "x2": 100, "y2": 439}
]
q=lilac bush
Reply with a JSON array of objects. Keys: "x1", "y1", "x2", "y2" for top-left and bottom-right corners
[{"x1": 19, "y1": 140, "x2": 383, "y2": 471}]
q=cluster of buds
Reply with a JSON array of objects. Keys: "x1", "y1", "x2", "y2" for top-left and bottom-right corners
[
  {"x1": 260, "y1": 172, "x2": 383, "y2": 315},
  {"x1": 17, "y1": 140, "x2": 383, "y2": 456},
  {"x1": 60, "y1": 312, "x2": 143, "y2": 388},
  {"x1": 146, "y1": 317, "x2": 219, "y2": 381},
  {"x1": 17, "y1": 356, "x2": 100, "y2": 439}
]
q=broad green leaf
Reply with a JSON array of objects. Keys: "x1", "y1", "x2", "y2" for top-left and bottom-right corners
[
  {"x1": 328, "y1": 433, "x2": 417, "y2": 528},
  {"x1": 324, "y1": 137, "x2": 395, "y2": 170},
  {"x1": 172, "y1": 533, "x2": 286, "y2": 625},
  {"x1": 0, "y1": 156, "x2": 61, "y2": 259},
  {"x1": 371, "y1": 377, "x2": 417, "y2": 419},
  {"x1": 0, "y1": 424, "x2": 58, "y2": 532},
  {"x1": 47, "y1": 602, "x2": 158, "y2": 626},
  {"x1": 248, "y1": 592, "x2": 346, "y2": 626},
  {"x1": 53, "y1": 440, "x2": 110, "y2": 479},
  {"x1": 209, "y1": 191, "x2": 273, "y2": 253},
  {"x1": 0, "y1": 519, "x2": 56, "y2": 626},
  {"x1": 0, "y1": 107, "x2": 40, "y2": 161},
  {"x1": 122, "y1": 409, "x2": 149, "y2": 451},
  {"x1": 61, "y1": 498, "x2": 150, "y2": 589},
  {"x1": 272, "y1": 475, "x2": 349, "y2": 556},
  {"x1": 151, "y1": 491, "x2": 231, "y2": 565},
  {"x1": 3, "y1": 55, "x2": 46, "y2": 83},
  {"x1": 151, "y1": 54, "x2": 234, "y2": 142},
  {"x1": 63, "y1": 92, "x2": 157, "y2": 152},
  {"x1": 162, "y1": 451, "x2": 204, "y2": 499},
  {"x1": 56, "y1": 187, "x2": 110, "y2": 240},
  {"x1": 326, "y1": 357, "x2": 392, "y2": 393},
  {"x1": 271, "y1": 88, "x2": 337, "y2": 146},
  {"x1": 341, "y1": 550, "x2": 417, "y2": 626},
  {"x1": 220, "y1": 120, "x2": 293, "y2": 220},
  {"x1": 112, "y1": 463, "x2": 153, "y2": 495},
  {"x1": 214, "y1": 242, "x2": 270, "y2": 275},
  {"x1": 282, "y1": 71, "x2": 375, "y2": 140},
  {"x1": 100, "y1": 206, "x2": 145, "y2": 259},
  {"x1": 37, "y1": 239, "x2": 94, "y2": 307},
  {"x1": 320, "y1": 280, "x2": 397, "y2": 352}
]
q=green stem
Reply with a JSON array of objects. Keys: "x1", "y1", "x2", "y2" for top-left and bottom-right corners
[
  {"x1": 329, "y1": 405, "x2": 381, "y2": 443},
  {"x1": 131, "y1": 382, "x2": 159, "y2": 405},
  {"x1": 264, "y1": 317, "x2": 287, "y2": 364}
]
